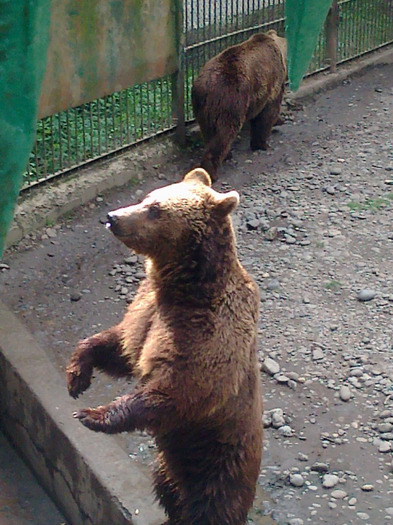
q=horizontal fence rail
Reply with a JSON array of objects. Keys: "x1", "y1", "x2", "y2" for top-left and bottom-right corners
[{"x1": 23, "y1": 0, "x2": 393, "y2": 191}]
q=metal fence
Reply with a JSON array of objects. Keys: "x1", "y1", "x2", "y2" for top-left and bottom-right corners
[{"x1": 23, "y1": 0, "x2": 393, "y2": 190}]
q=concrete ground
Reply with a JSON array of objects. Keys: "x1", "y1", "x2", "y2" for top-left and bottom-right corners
[{"x1": 0, "y1": 431, "x2": 66, "y2": 525}]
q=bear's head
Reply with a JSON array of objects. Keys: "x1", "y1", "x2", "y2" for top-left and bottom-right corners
[{"x1": 106, "y1": 168, "x2": 239, "y2": 265}]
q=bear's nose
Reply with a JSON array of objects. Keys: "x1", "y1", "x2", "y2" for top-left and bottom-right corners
[{"x1": 106, "y1": 212, "x2": 118, "y2": 231}]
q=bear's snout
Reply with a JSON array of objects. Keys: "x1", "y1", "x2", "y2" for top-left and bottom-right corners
[{"x1": 106, "y1": 212, "x2": 120, "y2": 234}]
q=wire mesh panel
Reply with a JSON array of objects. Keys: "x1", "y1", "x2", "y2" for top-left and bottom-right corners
[
  {"x1": 24, "y1": 0, "x2": 393, "y2": 190},
  {"x1": 338, "y1": 0, "x2": 393, "y2": 63},
  {"x1": 24, "y1": 76, "x2": 174, "y2": 188}
]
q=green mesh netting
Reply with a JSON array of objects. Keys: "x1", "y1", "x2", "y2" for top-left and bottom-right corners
[
  {"x1": 0, "y1": 0, "x2": 50, "y2": 258},
  {"x1": 286, "y1": 0, "x2": 333, "y2": 91}
]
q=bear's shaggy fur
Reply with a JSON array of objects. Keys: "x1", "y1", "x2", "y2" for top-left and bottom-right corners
[
  {"x1": 192, "y1": 30, "x2": 287, "y2": 181},
  {"x1": 66, "y1": 168, "x2": 262, "y2": 525}
]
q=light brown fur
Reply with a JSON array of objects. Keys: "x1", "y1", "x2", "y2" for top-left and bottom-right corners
[
  {"x1": 66, "y1": 169, "x2": 262, "y2": 524},
  {"x1": 192, "y1": 30, "x2": 287, "y2": 181}
]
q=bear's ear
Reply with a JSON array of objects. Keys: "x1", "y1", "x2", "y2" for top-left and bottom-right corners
[
  {"x1": 212, "y1": 190, "x2": 240, "y2": 217},
  {"x1": 183, "y1": 168, "x2": 212, "y2": 187}
]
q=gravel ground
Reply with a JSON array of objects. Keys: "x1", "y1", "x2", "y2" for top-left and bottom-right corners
[{"x1": 1, "y1": 61, "x2": 393, "y2": 525}]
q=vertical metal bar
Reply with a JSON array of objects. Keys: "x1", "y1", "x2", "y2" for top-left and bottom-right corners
[
  {"x1": 145, "y1": 82, "x2": 155, "y2": 136},
  {"x1": 58, "y1": 113, "x2": 63, "y2": 171},
  {"x1": 133, "y1": 87, "x2": 138, "y2": 140},
  {"x1": 34, "y1": 138, "x2": 40, "y2": 182},
  {"x1": 97, "y1": 99, "x2": 102, "y2": 156},
  {"x1": 104, "y1": 96, "x2": 109, "y2": 152},
  {"x1": 173, "y1": 0, "x2": 185, "y2": 145},
  {"x1": 125, "y1": 88, "x2": 130, "y2": 143},
  {"x1": 49, "y1": 115, "x2": 55, "y2": 173},
  {"x1": 119, "y1": 91, "x2": 124, "y2": 146},
  {"x1": 89, "y1": 102, "x2": 94, "y2": 157},
  {"x1": 327, "y1": 0, "x2": 339, "y2": 73},
  {"x1": 153, "y1": 81, "x2": 157, "y2": 134},
  {"x1": 81, "y1": 104, "x2": 86, "y2": 161},
  {"x1": 139, "y1": 85, "x2": 144, "y2": 138},
  {"x1": 74, "y1": 109, "x2": 78, "y2": 165},
  {"x1": 42, "y1": 119, "x2": 48, "y2": 178},
  {"x1": 111, "y1": 94, "x2": 116, "y2": 150},
  {"x1": 66, "y1": 110, "x2": 70, "y2": 168}
]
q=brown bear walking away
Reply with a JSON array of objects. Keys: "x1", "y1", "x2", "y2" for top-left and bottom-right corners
[
  {"x1": 66, "y1": 168, "x2": 262, "y2": 524},
  {"x1": 192, "y1": 30, "x2": 287, "y2": 181}
]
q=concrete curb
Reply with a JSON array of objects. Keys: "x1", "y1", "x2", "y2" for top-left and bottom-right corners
[{"x1": 0, "y1": 300, "x2": 164, "y2": 525}]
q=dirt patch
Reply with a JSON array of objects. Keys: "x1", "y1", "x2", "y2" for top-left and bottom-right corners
[{"x1": 1, "y1": 61, "x2": 393, "y2": 525}]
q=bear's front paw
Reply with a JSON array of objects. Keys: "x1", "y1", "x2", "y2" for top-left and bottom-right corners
[
  {"x1": 66, "y1": 361, "x2": 93, "y2": 399},
  {"x1": 73, "y1": 406, "x2": 111, "y2": 432}
]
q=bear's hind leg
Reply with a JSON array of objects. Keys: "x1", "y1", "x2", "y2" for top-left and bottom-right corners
[
  {"x1": 250, "y1": 93, "x2": 283, "y2": 151},
  {"x1": 200, "y1": 127, "x2": 239, "y2": 182},
  {"x1": 153, "y1": 458, "x2": 183, "y2": 525}
]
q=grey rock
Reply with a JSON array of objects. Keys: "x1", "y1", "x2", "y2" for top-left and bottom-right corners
[
  {"x1": 331, "y1": 489, "x2": 347, "y2": 499},
  {"x1": 271, "y1": 409, "x2": 286, "y2": 428},
  {"x1": 265, "y1": 227, "x2": 278, "y2": 241},
  {"x1": 278, "y1": 425, "x2": 294, "y2": 437},
  {"x1": 378, "y1": 422, "x2": 393, "y2": 433},
  {"x1": 289, "y1": 473, "x2": 305, "y2": 487},
  {"x1": 266, "y1": 279, "x2": 280, "y2": 291},
  {"x1": 262, "y1": 357, "x2": 280, "y2": 376},
  {"x1": 357, "y1": 513, "x2": 370, "y2": 520},
  {"x1": 311, "y1": 462, "x2": 329, "y2": 474},
  {"x1": 312, "y1": 348, "x2": 324, "y2": 361},
  {"x1": 339, "y1": 385, "x2": 352, "y2": 402},
  {"x1": 322, "y1": 474, "x2": 339, "y2": 488},
  {"x1": 379, "y1": 441, "x2": 391, "y2": 453},
  {"x1": 357, "y1": 289, "x2": 377, "y2": 302}
]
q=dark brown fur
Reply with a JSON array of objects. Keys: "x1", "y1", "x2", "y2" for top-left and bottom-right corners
[
  {"x1": 192, "y1": 30, "x2": 287, "y2": 181},
  {"x1": 66, "y1": 168, "x2": 262, "y2": 524}
]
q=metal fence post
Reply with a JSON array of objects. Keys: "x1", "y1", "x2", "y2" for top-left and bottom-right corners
[
  {"x1": 172, "y1": 0, "x2": 186, "y2": 146},
  {"x1": 326, "y1": 0, "x2": 339, "y2": 73}
]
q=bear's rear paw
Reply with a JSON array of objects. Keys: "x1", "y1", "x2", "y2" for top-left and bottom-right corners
[
  {"x1": 250, "y1": 141, "x2": 268, "y2": 151},
  {"x1": 66, "y1": 361, "x2": 93, "y2": 399},
  {"x1": 73, "y1": 406, "x2": 110, "y2": 432}
]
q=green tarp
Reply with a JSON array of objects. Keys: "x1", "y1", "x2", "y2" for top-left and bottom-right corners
[
  {"x1": 286, "y1": 0, "x2": 333, "y2": 91},
  {"x1": 0, "y1": 0, "x2": 50, "y2": 258}
]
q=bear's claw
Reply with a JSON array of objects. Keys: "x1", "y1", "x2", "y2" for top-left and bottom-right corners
[
  {"x1": 66, "y1": 363, "x2": 92, "y2": 399},
  {"x1": 73, "y1": 406, "x2": 109, "y2": 432}
]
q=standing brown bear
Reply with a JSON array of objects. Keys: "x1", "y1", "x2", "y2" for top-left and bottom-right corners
[
  {"x1": 66, "y1": 168, "x2": 263, "y2": 525},
  {"x1": 192, "y1": 29, "x2": 287, "y2": 181}
]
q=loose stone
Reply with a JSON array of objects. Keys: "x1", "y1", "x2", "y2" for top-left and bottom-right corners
[
  {"x1": 331, "y1": 489, "x2": 347, "y2": 499},
  {"x1": 262, "y1": 357, "x2": 280, "y2": 376},
  {"x1": 357, "y1": 513, "x2": 370, "y2": 520},
  {"x1": 379, "y1": 441, "x2": 391, "y2": 453},
  {"x1": 289, "y1": 473, "x2": 305, "y2": 487},
  {"x1": 357, "y1": 289, "x2": 377, "y2": 302},
  {"x1": 278, "y1": 425, "x2": 294, "y2": 437},
  {"x1": 340, "y1": 385, "x2": 352, "y2": 402},
  {"x1": 322, "y1": 474, "x2": 339, "y2": 488}
]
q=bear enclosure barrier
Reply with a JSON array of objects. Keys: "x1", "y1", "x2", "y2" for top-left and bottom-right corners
[{"x1": 23, "y1": 0, "x2": 393, "y2": 190}]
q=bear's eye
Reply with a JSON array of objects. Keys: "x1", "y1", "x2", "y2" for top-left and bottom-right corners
[{"x1": 147, "y1": 203, "x2": 161, "y2": 220}]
